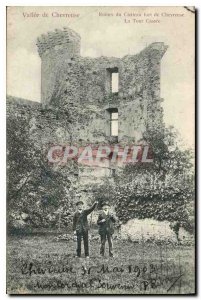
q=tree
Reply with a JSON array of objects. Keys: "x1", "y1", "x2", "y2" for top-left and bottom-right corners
[
  {"x1": 95, "y1": 126, "x2": 194, "y2": 238},
  {"x1": 7, "y1": 103, "x2": 79, "y2": 232}
]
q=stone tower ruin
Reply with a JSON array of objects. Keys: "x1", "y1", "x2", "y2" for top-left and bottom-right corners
[
  {"x1": 36, "y1": 27, "x2": 168, "y2": 144},
  {"x1": 36, "y1": 27, "x2": 168, "y2": 188},
  {"x1": 37, "y1": 27, "x2": 81, "y2": 105}
]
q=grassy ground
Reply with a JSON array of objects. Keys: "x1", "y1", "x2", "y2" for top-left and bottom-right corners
[{"x1": 7, "y1": 231, "x2": 195, "y2": 295}]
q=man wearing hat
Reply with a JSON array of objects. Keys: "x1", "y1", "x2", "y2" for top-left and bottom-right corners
[
  {"x1": 73, "y1": 196, "x2": 97, "y2": 258},
  {"x1": 97, "y1": 202, "x2": 117, "y2": 257}
]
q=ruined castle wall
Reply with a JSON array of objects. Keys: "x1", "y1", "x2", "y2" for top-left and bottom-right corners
[
  {"x1": 37, "y1": 28, "x2": 81, "y2": 105},
  {"x1": 7, "y1": 97, "x2": 114, "y2": 194},
  {"x1": 44, "y1": 39, "x2": 167, "y2": 144},
  {"x1": 7, "y1": 29, "x2": 168, "y2": 198},
  {"x1": 7, "y1": 97, "x2": 71, "y2": 152}
]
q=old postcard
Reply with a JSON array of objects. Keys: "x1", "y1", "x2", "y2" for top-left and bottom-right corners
[{"x1": 6, "y1": 6, "x2": 195, "y2": 295}]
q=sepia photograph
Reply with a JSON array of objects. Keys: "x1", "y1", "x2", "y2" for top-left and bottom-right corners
[{"x1": 6, "y1": 6, "x2": 195, "y2": 295}]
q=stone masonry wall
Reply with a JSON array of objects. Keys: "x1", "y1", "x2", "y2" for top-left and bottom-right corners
[
  {"x1": 7, "y1": 27, "x2": 168, "y2": 207},
  {"x1": 7, "y1": 96, "x2": 115, "y2": 200},
  {"x1": 37, "y1": 28, "x2": 81, "y2": 105},
  {"x1": 37, "y1": 28, "x2": 167, "y2": 144}
]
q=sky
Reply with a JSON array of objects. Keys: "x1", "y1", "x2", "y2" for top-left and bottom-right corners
[{"x1": 7, "y1": 6, "x2": 195, "y2": 147}]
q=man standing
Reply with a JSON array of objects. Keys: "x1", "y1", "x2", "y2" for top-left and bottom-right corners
[
  {"x1": 97, "y1": 202, "x2": 117, "y2": 257},
  {"x1": 73, "y1": 198, "x2": 97, "y2": 258}
]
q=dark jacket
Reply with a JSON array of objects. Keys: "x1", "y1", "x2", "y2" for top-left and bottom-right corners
[
  {"x1": 73, "y1": 202, "x2": 97, "y2": 233},
  {"x1": 97, "y1": 211, "x2": 117, "y2": 235}
]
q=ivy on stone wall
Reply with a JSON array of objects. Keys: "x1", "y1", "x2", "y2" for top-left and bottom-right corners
[
  {"x1": 94, "y1": 127, "x2": 194, "y2": 236},
  {"x1": 7, "y1": 100, "x2": 79, "y2": 232}
]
